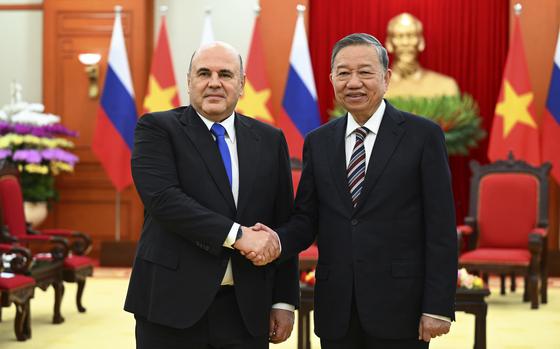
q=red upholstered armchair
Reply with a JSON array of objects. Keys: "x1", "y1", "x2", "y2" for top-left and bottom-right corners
[
  {"x1": 0, "y1": 243, "x2": 35, "y2": 341},
  {"x1": 458, "y1": 154, "x2": 550, "y2": 309},
  {"x1": 0, "y1": 161, "x2": 94, "y2": 316}
]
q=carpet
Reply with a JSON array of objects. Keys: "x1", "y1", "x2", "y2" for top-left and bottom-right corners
[{"x1": 1, "y1": 269, "x2": 559, "y2": 348}]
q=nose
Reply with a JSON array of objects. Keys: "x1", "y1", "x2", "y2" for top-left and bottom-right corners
[
  {"x1": 208, "y1": 72, "x2": 221, "y2": 87},
  {"x1": 347, "y1": 72, "x2": 362, "y2": 88}
]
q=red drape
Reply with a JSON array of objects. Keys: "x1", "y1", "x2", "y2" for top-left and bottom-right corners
[{"x1": 309, "y1": 0, "x2": 509, "y2": 223}]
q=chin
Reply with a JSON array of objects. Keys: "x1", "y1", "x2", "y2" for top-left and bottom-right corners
[{"x1": 202, "y1": 106, "x2": 226, "y2": 116}]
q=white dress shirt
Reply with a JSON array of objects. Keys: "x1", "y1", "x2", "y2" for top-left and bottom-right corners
[
  {"x1": 197, "y1": 112, "x2": 294, "y2": 312},
  {"x1": 343, "y1": 101, "x2": 450, "y2": 323},
  {"x1": 344, "y1": 101, "x2": 386, "y2": 170}
]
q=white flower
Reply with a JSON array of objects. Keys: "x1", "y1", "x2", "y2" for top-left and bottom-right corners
[
  {"x1": 11, "y1": 110, "x2": 60, "y2": 126},
  {"x1": 1, "y1": 101, "x2": 59, "y2": 126}
]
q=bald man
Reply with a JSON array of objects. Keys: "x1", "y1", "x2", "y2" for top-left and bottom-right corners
[{"x1": 124, "y1": 42, "x2": 299, "y2": 349}]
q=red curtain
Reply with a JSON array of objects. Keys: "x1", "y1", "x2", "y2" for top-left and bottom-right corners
[{"x1": 309, "y1": 0, "x2": 509, "y2": 223}]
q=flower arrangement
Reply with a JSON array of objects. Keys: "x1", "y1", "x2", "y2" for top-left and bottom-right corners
[
  {"x1": 0, "y1": 86, "x2": 78, "y2": 202},
  {"x1": 300, "y1": 268, "x2": 316, "y2": 286},
  {"x1": 457, "y1": 268, "x2": 484, "y2": 289},
  {"x1": 329, "y1": 94, "x2": 486, "y2": 156}
]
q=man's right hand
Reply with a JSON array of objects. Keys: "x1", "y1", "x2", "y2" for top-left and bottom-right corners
[{"x1": 233, "y1": 225, "x2": 280, "y2": 265}]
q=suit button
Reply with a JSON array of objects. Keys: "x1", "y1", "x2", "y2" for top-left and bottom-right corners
[{"x1": 351, "y1": 219, "x2": 358, "y2": 226}]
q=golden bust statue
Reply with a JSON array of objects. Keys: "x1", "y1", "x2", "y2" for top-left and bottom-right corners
[{"x1": 385, "y1": 13, "x2": 459, "y2": 98}]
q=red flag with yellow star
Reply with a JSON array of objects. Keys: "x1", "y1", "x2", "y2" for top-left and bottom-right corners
[
  {"x1": 236, "y1": 15, "x2": 275, "y2": 124},
  {"x1": 143, "y1": 16, "x2": 180, "y2": 114},
  {"x1": 488, "y1": 16, "x2": 540, "y2": 165}
]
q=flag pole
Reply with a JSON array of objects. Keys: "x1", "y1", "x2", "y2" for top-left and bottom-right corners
[
  {"x1": 114, "y1": 4, "x2": 122, "y2": 243},
  {"x1": 115, "y1": 191, "x2": 121, "y2": 241}
]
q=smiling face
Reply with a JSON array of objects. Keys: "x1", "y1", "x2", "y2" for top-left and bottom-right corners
[
  {"x1": 187, "y1": 43, "x2": 245, "y2": 122},
  {"x1": 330, "y1": 44, "x2": 391, "y2": 124}
]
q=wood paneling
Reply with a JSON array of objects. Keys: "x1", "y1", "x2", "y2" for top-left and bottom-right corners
[
  {"x1": 0, "y1": 4, "x2": 42, "y2": 11},
  {"x1": 42, "y1": 0, "x2": 153, "y2": 259}
]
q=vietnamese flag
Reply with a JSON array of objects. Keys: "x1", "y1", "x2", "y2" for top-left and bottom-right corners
[
  {"x1": 143, "y1": 16, "x2": 180, "y2": 114},
  {"x1": 488, "y1": 15, "x2": 540, "y2": 166},
  {"x1": 542, "y1": 28, "x2": 560, "y2": 182},
  {"x1": 236, "y1": 14, "x2": 275, "y2": 125}
]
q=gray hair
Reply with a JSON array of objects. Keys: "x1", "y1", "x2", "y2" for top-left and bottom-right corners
[{"x1": 330, "y1": 33, "x2": 389, "y2": 72}]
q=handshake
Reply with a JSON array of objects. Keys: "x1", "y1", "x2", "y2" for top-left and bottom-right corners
[{"x1": 233, "y1": 223, "x2": 279, "y2": 266}]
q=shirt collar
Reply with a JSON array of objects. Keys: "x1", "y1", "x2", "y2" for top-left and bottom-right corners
[
  {"x1": 197, "y1": 111, "x2": 237, "y2": 144},
  {"x1": 345, "y1": 100, "x2": 386, "y2": 138}
]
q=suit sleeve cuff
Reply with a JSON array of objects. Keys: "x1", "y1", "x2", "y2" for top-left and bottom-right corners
[
  {"x1": 423, "y1": 313, "x2": 451, "y2": 323},
  {"x1": 223, "y1": 223, "x2": 240, "y2": 249},
  {"x1": 271, "y1": 303, "x2": 295, "y2": 312}
]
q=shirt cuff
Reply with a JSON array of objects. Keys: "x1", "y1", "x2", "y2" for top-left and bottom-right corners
[
  {"x1": 423, "y1": 313, "x2": 451, "y2": 323},
  {"x1": 272, "y1": 303, "x2": 295, "y2": 312},
  {"x1": 223, "y1": 223, "x2": 240, "y2": 249}
]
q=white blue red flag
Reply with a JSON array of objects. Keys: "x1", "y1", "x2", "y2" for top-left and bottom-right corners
[
  {"x1": 92, "y1": 8, "x2": 137, "y2": 191},
  {"x1": 278, "y1": 6, "x2": 321, "y2": 161},
  {"x1": 542, "y1": 28, "x2": 560, "y2": 183}
]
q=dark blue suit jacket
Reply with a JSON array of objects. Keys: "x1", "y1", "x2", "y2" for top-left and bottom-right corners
[
  {"x1": 278, "y1": 101, "x2": 457, "y2": 340},
  {"x1": 124, "y1": 106, "x2": 299, "y2": 336}
]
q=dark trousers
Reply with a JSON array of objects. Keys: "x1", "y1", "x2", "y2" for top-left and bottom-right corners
[
  {"x1": 135, "y1": 286, "x2": 268, "y2": 349},
  {"x1": 321, "y1": 297, "x2": 429, "y2": 349}
]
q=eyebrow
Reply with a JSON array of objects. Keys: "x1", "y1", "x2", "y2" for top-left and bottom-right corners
[
  {"x1": 196, "y1": 67, "x2": 235, "y2": 75},
  {"x1": 335, "y1": 63, "x2": 375, "y2": 70}
]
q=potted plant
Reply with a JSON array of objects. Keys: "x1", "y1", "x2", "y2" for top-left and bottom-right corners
[
  {"x1": 330, "y1": 94, "x2": 486, "y2": 156},
  {"x1": 0, "y1": 85, "x2": 78, "y2": 226}
]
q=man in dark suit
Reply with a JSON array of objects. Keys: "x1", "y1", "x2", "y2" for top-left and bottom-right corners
[
  {"x1": 124, "y1": 42, "x2": 299, "y2": 349},
  {"x1": 252, "y1": 33, "x2": 457, "y2": 348}
]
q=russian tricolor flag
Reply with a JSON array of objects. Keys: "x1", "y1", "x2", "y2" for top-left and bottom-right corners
[
  {"x1": 542, "y1": 28, "x2": 560, "y2": 183},
  {"x1": 92, "y1": 7, "x2": 137, "y2": 191},
  {"x1": 278, "y1": 5, "x2": 321, "y2": 162}
]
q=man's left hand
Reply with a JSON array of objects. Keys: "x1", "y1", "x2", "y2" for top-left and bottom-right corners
[
  {"x1": 269, "y1": 309, "x2": 295, "y2": 344},
  {"x1": 418, "y1": 315, "x2": 451, "y2": 342}
]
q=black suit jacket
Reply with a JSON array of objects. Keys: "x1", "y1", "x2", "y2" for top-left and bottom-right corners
[
  {"x1": 278, "y1": 101, "x2": 457, "y2": 340},
  {"x1": 124, "y1": 106, "x2": 299, "y2": 336}
]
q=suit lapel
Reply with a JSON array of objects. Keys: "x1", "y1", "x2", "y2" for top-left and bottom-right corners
[
  {"x1": 178, "y1": 107, "x2": 236, "y2": 211},
  {"x1": 235, "y1": 114, "x2": 259, "y2": 218},
  {"x1": 356, "y1": 102, "x2": 406, "y2": 211},
  {"x1": 327, "y1": 116, "x2": 354, "y2": 213}
]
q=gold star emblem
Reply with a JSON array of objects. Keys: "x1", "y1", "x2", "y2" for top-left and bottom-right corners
[
  {"x1": 496, "y1": 80, "x2": 537, "y2": 137},
  {"x1": 236, "y1": 80, "x2": 274, "y2": 123},
  {"x1": 143, "y1": 76, "x2": 177, "y2": 113}
]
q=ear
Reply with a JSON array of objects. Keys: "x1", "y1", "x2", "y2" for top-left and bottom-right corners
[
  {"x1": 239, "y1": 74, "x2": 246, "y2": 96},
  {"x1": 418, "y1": 37, "x2": 425, "y2": 52},
  {"x1": 384, "y1": 69, "x2": 392, "y2": 89}
]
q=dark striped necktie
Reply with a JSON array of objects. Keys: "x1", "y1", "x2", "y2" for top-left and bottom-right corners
[{"x1": 347, "y1": 127, "x2": 369, "y2": 207}]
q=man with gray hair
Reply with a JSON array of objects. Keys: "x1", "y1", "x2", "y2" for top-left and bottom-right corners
[{"x1": 250, "y1": 33, "x2": 457, "y2": 348}]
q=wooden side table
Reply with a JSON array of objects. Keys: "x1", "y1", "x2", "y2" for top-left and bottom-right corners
[{"x1": 455, "y1": 288, "x2": 491, "y2": 349}]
